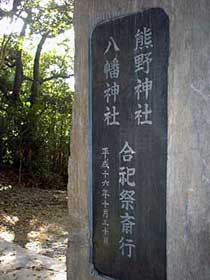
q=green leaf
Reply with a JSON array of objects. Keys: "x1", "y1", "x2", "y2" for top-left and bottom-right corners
[{"x1": 25, "y1": 101, "x2": 31, "y2": 108}]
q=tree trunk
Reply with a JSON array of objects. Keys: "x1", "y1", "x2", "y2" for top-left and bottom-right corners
[
  {"x1": 12, "y1": 51, "x2": 23, "y2": 98},
  {"x1": 68, "y1": 1, "x2": 210, "y2": 280},
  {"x1": 12, "y1": 21, "x2": 27, "y2": 98},
  {"x1": 30, "y1": 33, "x2": 48, "y2": 105}
]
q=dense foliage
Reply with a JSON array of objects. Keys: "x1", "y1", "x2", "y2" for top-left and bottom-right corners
[{"x1": 0, "y1": 0, "x2": 74, "y2": 188}]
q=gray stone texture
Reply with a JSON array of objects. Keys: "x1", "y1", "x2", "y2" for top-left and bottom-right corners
[{"x1": 67, "y1": 1, "x2": 210, "y2": 279}]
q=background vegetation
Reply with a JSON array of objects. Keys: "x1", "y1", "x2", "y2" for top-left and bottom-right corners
[{"x1": 0, "y1": 0, "x2": 74, "y2": 189}]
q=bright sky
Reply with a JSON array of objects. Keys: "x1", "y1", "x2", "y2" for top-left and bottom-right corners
[
  {"x1": 0, "y1": 0, "x2": 13, "y2": 11},
  {"x1": 0, "y1": 16, "x2": 23, "y2": 36}
]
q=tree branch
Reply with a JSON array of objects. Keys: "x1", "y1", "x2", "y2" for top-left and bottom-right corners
[
  {"x1": 23, "y1": 76, "x2": 33, "y2": 82},
  {"x1": 0, "y1": 0, "x2": 22, "y2": 19},
  {"x1": 41, "y1": 73, "x2": 74, "y2": 84},
  {"x1": 0, "y1": 35, "x2": 11, "y2": 67},
  {"x1": 12, "y1": 19, "x2": 28, "y2": 98},
  {"x1": 30, "y1": 32, "x2": 49, "y2": 105}
]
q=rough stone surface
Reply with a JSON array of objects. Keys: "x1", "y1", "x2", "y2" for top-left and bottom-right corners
[{"x1": 67, "y1": 1, "x2": 210, "y2": 279}]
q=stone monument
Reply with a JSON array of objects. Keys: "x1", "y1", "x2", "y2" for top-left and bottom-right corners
[{"x1": 67, "y1": 1, "x2": 210, "y2": 279}]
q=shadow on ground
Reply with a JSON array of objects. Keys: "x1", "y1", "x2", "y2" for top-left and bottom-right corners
[
  {"x1": 0, "y1": 170, "x2": 69, "y2": 262},
  {"x1": 0, "y1": 238, "x2": 66, "y2": 280}
]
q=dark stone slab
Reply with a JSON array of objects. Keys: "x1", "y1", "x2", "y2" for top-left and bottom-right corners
[{"x1": 90, "y1": 8, "x2": 169, "y2": 280}]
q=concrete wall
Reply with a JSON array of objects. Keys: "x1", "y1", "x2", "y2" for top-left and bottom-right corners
[{"x1": 67, "y1": 1, "x2": 210, "y2": 279}]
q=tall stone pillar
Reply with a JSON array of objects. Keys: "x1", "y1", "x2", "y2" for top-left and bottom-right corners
[{"x1": 67, "y1": 1, "x2": 210, "y2": 279}]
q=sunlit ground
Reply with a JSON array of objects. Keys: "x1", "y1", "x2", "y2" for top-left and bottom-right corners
[{"x1": 0, "y1": 174, "x2": 68, "y2": 262}]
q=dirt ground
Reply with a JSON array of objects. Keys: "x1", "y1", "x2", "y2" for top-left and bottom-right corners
[{"x1": 0, "y1": 170, "x2": 69, "y2": 263}]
